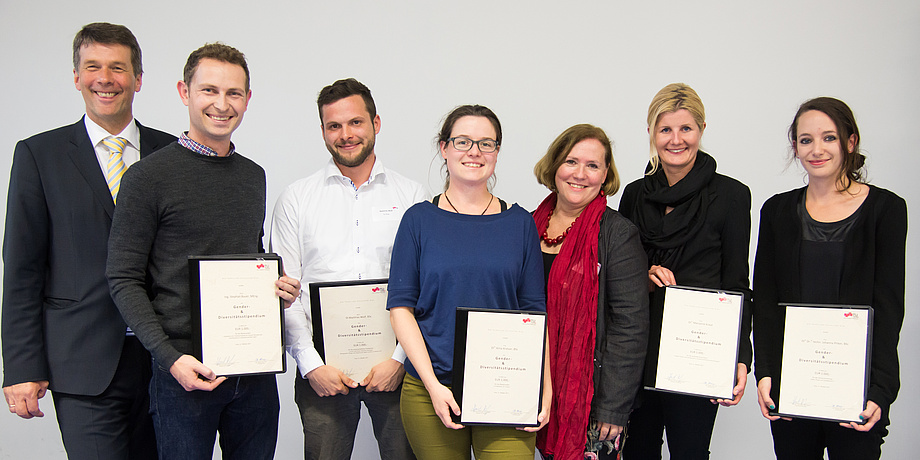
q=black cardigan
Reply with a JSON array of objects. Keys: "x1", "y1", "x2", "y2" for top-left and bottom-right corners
[
  {"x1": 620, "y1": 173, "x2": 754, "y2": 381},
  {"x1": 591, "y1": 208, "x2": 650, "y2": 425},
  {"x1": 752, "y1": 185, "x2": 907, "y2": 410}
]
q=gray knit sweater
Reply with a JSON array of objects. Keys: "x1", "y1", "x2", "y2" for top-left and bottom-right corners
[{"x1": 107, "y1": 142, "x2": 266, "y2": 369}]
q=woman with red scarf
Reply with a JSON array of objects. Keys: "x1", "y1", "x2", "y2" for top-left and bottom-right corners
[{"x1": 533, "y1": 124, "x2": 649, "y2": 459}]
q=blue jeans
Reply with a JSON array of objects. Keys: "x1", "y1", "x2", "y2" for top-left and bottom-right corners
[
  {"x1": 149, "y1": 361, "x2": 279, "y2": 460},
  {"x1": 294, "y1": 372, "x2": 415, "y2": 460}
]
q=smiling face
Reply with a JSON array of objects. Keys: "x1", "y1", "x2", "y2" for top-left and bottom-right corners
[
  {"x1": 178, "y1": 58, "x2": 251, "y2": 155},
  {"x1": 653, "y1": 109, "x2": 704, "y2": 182},
  {"x1": 73, "y1": 43, "x2": 142, "y2": 134},
  {"x1": 321, "y1": 94, "x2": 380, "y2": 168},
  {"x1": 554, "y1": 138, "x2": 608, "y2": 213},
  {"x1": 440, "y1": 115, "x2": 499, "y2": 188},
  {"x1": 794, "y1": 110, "x2": 855, "y2": 183}
]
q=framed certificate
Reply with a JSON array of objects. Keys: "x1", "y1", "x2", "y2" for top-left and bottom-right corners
[
  {"x1": 451, "y1": 308, "x2": 546, "y2": 427},
  {"x1": 646, "y1": 285, "x2": 744, "y2": 399},
  {"x1": 189, "y1": 254, "x2": 286, "y2": 377},
  {"x1": 309, "y1": 279, "x2": 396, "y2": 381},
  {"x1": 771, "y1": 304, "x2": 873, "y2": 423}
]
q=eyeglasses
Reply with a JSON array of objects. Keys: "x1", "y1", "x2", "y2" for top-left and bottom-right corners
[{"x1": 448, "y1": 137, "x2": 499, "y2": 153}]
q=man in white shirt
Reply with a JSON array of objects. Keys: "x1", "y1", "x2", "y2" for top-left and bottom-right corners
[{"x1": 271, "y1": 78, "x2": 427, "y2": 459}]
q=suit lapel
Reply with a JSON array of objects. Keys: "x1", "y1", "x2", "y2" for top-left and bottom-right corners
[
  {"x1": 66, "y1": 117, "x2": 116, "y2": 218},
  {"x1": 137, "y1": 120, "x2": 168, "y2": 157}
]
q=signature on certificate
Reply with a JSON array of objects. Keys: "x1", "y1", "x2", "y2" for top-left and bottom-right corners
[
  {"x1": 470, "y1": 404, "x2": 493, "y2": 415},
  {"x1": 665, "y1": 373, "x2": 685, "y2": 384}
]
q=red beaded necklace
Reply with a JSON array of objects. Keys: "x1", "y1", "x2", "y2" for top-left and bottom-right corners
[{"x1": 541, "y1": 209, "x2": 576, "y2": 246}]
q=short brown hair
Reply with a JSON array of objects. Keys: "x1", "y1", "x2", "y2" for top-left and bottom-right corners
[
  {"x1": 72, "y1": 22, "x2": 142, "y2": 76},
  {"x1": 183, "y1": 43, "x2": 250, "y2": 92},
  {"x1": 533, "y1": 124, "x2": 620, "y2": 195},
  {"x1": 317, "y1": 78, "x2": 376, "y2": 124}
]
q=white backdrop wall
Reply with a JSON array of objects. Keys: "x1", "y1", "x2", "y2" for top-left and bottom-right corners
[{"x1": 0, "y1": 1, "x2": 915, "y2": 459}]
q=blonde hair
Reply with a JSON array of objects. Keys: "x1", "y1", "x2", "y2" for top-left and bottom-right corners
[
  {"x1": 646, "y1": 83, "x2": 706, "y2": 175},
  {"x1": 533, "y1": 123, "x2": 620, "y2": 196}
]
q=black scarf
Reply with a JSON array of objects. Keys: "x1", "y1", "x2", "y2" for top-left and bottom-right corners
[{"x1": 633, "y1": 151, "x2": 717, "y2": 269}]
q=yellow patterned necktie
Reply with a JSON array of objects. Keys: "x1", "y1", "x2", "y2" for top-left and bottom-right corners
[{"x1": 102, "y1": 136, "x2": 128, "y2": 203}]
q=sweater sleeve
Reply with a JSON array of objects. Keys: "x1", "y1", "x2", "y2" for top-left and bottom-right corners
[
  {"x1": 866, "y1": 193, "x2": 907, "y2": 408},
  {"x1": 593, "y1": 213, "x2": 650, "y2": 425},
  {"x1": 106, "y1": 166, "x2": 183, "y2": 369},
  {"x1": 720, "y1": 181, "x2": 753, "y2": 370}
]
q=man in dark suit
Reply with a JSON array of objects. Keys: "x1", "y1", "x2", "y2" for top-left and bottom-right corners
[{"x1": 1, "y1": 22, "x2": 175, "y2": 459}]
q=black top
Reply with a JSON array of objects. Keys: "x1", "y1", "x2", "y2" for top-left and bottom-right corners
[
  {"x1": 431, "y1": 193, "x2": 507, "y2": 212},
  {"x1": 798, "y1": 194, "x2": 864, "y2": 303},
  {"x1": 620, "y1": 171, "x2": 754, "y2": 374},
  {"x1": 541, "y1": 251, "x2": 557, "y2": 287}
]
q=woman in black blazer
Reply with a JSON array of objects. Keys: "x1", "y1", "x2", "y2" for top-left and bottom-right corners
[
  {"x1": 619, "y1": 83, "x2": 753, "y2": 460},
  {"x1": 753, "y1": 97, "x2": 907, "y2": 460}
]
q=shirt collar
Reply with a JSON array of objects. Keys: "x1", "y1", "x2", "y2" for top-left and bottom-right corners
[
  {"x1": 179, "y1": 132, "x2": 235, "y2": 157},
  {"x1": 84, "y1": 115, "x2": 140, "y2": 150},
  {"x1": 322, "y1": 156, "x2": 387, "y2": 185}
]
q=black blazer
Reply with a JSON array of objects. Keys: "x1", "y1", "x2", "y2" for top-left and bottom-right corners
[
  {"x1": 1, "y1": 117, "x2": 175, "y2": 395},
  {"x1": 752, "y1": 185, "x2": 907, "y2": 410}
]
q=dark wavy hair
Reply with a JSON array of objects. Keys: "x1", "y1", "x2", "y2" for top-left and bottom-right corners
[{"x1": 789, "y1": 97, "x2": 864, "y2": 191}]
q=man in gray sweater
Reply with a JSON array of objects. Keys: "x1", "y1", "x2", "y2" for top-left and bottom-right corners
[{"x1": 106, "y1": 43, "x2": 300, "y2": 459}]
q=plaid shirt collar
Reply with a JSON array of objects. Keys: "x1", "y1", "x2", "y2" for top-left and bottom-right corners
[{"x1": 178, "y1": 132, "x2": 235, "y2": 157}]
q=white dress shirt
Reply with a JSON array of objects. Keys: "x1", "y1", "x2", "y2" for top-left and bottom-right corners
[
  {"x1": 270, "y1": 157, "x2": 429, "y2": 377},
  {"x1": 83, "y1": 115, "x2": 142, "y2": 173}
]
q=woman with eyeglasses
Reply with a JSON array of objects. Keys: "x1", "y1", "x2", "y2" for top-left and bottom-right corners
[
  {"x1": 753, "y1": 97, "x2": 906, "y2": 459},
  {"x1": 532, "y1": 124, "x2": 649, "y2": 460},
  {"x1": 387, "y1": 105, "x2": 551, "y2": 459},
  {"x1": 618, "y1": 83, "x2": 753, "y2": 459}
]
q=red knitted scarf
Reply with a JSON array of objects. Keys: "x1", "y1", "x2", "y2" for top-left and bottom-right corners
[{"x1": 534, "y1": 192, "x2": 606, "y2": 459}]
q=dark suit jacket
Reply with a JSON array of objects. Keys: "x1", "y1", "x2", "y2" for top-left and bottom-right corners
[{"x1": 1, "y1": 117, "x2": 175, "y2": 395}]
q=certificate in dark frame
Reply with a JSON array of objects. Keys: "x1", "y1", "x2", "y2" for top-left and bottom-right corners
[
  {"x1": 189, "y1": 253, "x2": 286, "y2": 377},
  {"x1": 643, "y1": 285, "x2": 745, "y2": 400},
  {"x1": 308, "y1": 278, "x2": 391, "y2": 363},
  {"x1": 769, "y1": 303, "x2": 873, "y2": 424},
  {"x1": 451, "y1": 307, "x2": 546, "y2": 427}
]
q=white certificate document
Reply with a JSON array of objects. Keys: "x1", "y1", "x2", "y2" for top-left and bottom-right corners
[
  {"x1": 194, "y1": 256, "x2": 285, "y2": 376},
  {"x1": 310, "y1": 280, "x2": 395, "y2": 381},
  {"x1": 454, "y1": 309, "x2": 546, "y2": 426},
  {"x1": 653, "y1": 286, "x2": 743, "y2": 399},
  {"x1": 776, "y1": 304, "x2": 871, "y2": 423}
]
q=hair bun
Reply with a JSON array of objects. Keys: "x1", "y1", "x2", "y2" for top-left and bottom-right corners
[{"x1": 854, "y1": 153, "x2": 866, "y2": 170}]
